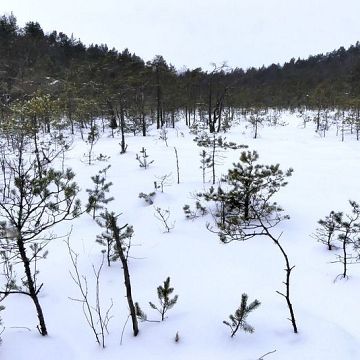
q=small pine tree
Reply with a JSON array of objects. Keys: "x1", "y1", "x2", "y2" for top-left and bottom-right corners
[
  {"x1": 86, "y1": 122, "x2": 100, "y2": 165},
  {"x1": 200, "y1": 150, "x2": 293, "y2": 236},
  {"x1": 96, "y1": 210, "x2": 134, "y2": 266},
  {"x1": 223, "y1": 293, "x2": 261, "y2": 337},
  {"x1": 98, "y1": 211, "x2": 139, "y2": 336},
  {"x1": 86, "y1": 166, "x2": 114, "y2": 219},
  {"x1": 138, "y1": 191, "x2": 156, "y2": 205},
  {"x1": 149, "y1": 277, "x2": 178, "y2": 321},
  {"x1": 136, "y1": 147, "x2": 154, "y2": 169},
  {"x1": 314, "y1": 211, "x2": 342, "y2": 250},
  {"x1": 194, "y1": 132, "x2": 248, "y2": 184},
  {"x1": 183, "y1": 201, "x2": 208, "y2": 220},
  {"x1": 199, "y1": 149, "x2": 212, "y2": 183},
  {"x1": 334, "y1": 201, "x2": 360, "y2": 279}
]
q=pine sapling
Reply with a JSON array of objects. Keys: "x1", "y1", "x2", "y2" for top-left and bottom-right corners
[
  {"x1": 223, "y1": 293, "x2": 261, "y2": 337},
  {"x1": 183, "y1": 201, "x2": 208, "y2": 220},
  {"x1": 199, "y1": 149, "x2": 212, "y2": 183},
  {"x1": 149, "y1": 277, "x2": 178, "y2": 321},
  {"x1": 96, "y1": 211, "x2": 134, "y2": 266},
  {"x1": 139, "y1": 191, "x2": 156, "y2": 205},
  {"x1": 313, "y1": 211, "x2": 342, "y2": 250},
  {"x1": 333, "y1": 200, "x2": 360, "y2": 280},
  {"x1": 136, "y1": 147, "x2": 154, "y2": 169},
  {"x1": 86, "y1": 122, "x2": 100, "y2": 165},
  {"x1": 86, "y1": 166, "x2": 114, "y2": 219}
]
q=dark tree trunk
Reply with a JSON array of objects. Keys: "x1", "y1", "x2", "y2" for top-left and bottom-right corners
[
  {"x1": 258, "y1": 220, "x2": 298, "y2": 334},
  {"x1": 119, "y1": 103, "x2": 127, "y2": 153},
  {"x1": 208, "y1": 80, "x2": 214, "y2": 132},
  {"x1": 17, "y1": 236, "x2": 48, "y2": 336},
  {"x1": 113, "y1": 224, "x2": 139, "y2": 336}
]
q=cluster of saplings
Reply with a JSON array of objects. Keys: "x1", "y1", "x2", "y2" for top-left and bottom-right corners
[
  {"x1": 0, "y1": 97, "x2": 358, "y2": 349},
  {"x1": 185, "y1": 149, "x2": 298, "y2": 334},
  {"x1": 314, "y1": 201, "x2": 360, "y2": 280}
]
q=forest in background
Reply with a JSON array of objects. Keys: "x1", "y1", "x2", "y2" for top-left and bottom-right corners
[{"x1": 1, "y1": 12, "x2": 360, "y2": 135}]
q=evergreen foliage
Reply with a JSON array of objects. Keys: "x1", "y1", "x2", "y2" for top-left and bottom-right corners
[
  {"x1": 96, "y1": 210, "x2": 134, "y2": 266},
  {"x1": 149, "y1": 277, "x2": 178, "y2": 321},
  {"x1": 194, "y1": 132, "x2": 247, "y2": 184},
  {"x1": 183, "y1": 201, "x2": 208, "y2": 219},
  {"x1": 96, "y1": 210, "x2": 139, "y2": 336},
  {"x1": 314, "y1": 201, "x2": 360, "y2": 279},
  {"x1": 334, "y1": 201, "x2": 360, "y2": 279},
  {"x1": 314, "y1": 211, "x2": 343, "y2": 250},
  {"x1": 136, "y1": 147, "x2": 154, "y2": 169},
  {"x1": 0, "y1": 134, "x2": 81, "y2": 336},
  {"x1": 135, "y1": 302, "x2": 148, "y2": 322},
  {"x1": 200, "y1": 150, "x2": 293, "y2": 242},
  {"x1": 86, "y1": 165, "x2": 114, "y2": 220},
  {"x1": 138, "y1": 191, "x2": 156, "y2": 205},
  {"x1": 2, "y1": 11, "x2": 360, "y2": 122},
  {"x1": 223, "y1": 293, "x2": 261, "y2": 337}
]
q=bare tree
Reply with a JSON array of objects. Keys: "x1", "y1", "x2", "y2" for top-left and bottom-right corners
[{"x1": 66, "y1": 239, "x2": 113, "y2": 348}]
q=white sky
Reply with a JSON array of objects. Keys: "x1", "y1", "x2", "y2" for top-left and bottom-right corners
[{"x1": 2, "y1": 0, "x2": 360, "y2": 71}]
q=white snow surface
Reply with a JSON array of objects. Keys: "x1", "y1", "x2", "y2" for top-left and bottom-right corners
[{"x1": 1, "y1": 112, "x2": 360, "y2": 360}]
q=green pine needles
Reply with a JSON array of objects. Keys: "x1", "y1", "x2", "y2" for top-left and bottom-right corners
[
  {"x1": 223, "y1": 293, "x2": 261, "y2": 338},
  {"x1": 149, "y1": 277, "x2": 178, "y2": 321},
  {"x1": 86, "y1": 165, "x2": 114, "y2": 220}
]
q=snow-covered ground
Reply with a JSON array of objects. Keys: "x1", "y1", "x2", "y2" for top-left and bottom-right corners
[{"x1": 2, "y1": 112, "x2": 360, "y2": 360}]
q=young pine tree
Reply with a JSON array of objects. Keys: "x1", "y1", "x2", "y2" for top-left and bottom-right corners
[
  {"x1": 223, "y1": 293, "x2": 261, "y2": 337},
  {"x1": 97, "y1": 211, "x2": 139, "y2": 336},
  {"x1": 149, "y1": 277, "x2": 178, "y2": 321},
  {"x1": 314, "y1": 211, "x2": 342, "y2": 250},
  {"x1": 334, "y1": 201, "x2": 360, "y2": 279},
  {"x1": 202, "y1": 150, "x2": 293, "y2": 227},
  {"x1": 96, "y1": 210, "x2": 134, "y2": 267},
  {"x1": 86, "y1": 166, "x2": 114, "y2": 220}
]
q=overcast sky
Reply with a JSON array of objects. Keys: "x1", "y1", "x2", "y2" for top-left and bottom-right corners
[{"x1": 2, "y1": 0, "x2": 360, "y2": 71}]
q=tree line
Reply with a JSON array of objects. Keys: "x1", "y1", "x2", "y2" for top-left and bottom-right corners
[{"x1": 2, "y1": 13, "x2": 360, "y2": 135}]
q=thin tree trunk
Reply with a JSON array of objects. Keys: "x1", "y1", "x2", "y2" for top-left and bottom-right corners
[
  {"x1": 17, "y1": 236, "x2": 48, "y2": 336},
  {"x1": 113, "y1": 225, "x2": 139, "y2": 336}
]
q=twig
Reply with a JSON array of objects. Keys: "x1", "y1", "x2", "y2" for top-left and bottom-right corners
[
  {"x1": 120, "y1": 314, "x2": 130, "y2": 345},
  {"x1": 257, "y1": 349, "x2": 277, "y2": 359}
]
